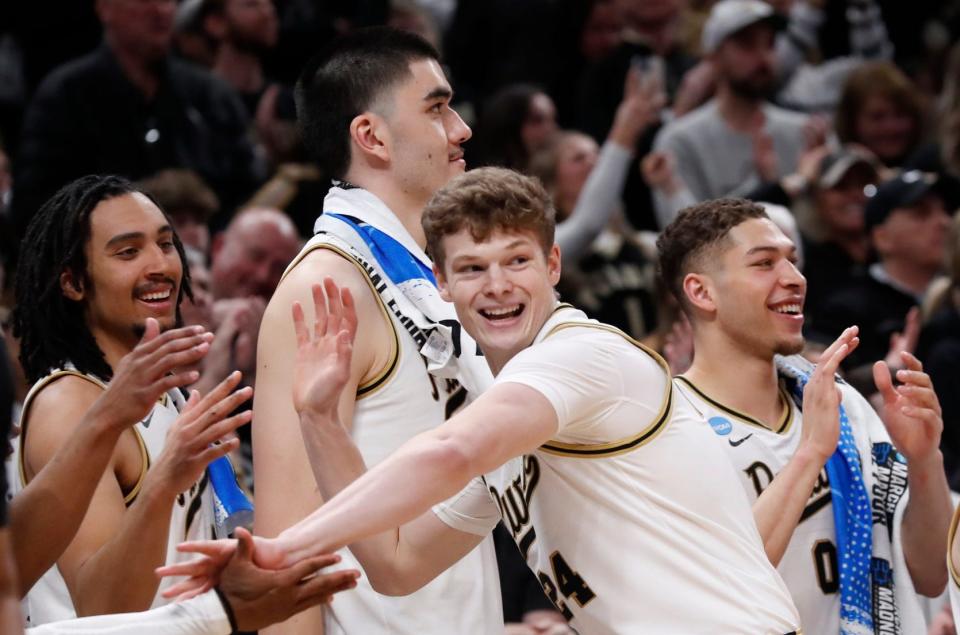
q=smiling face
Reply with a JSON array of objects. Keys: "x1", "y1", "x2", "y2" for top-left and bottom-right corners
[
  {"x1": 688, "y1": 218, "x2": 806, "y2": 358},
  {"x1": 63, "y1": 192, "x2": 183, "y2": 352},
  {"x1": 436, "y1": 229, "x2": 560, "y2": 374},
  {"x1": 813, "y1": 163, "x2": 876, "y2": 238},
  {"x1": 855, "y1": 95, "x2": 917, "y2": 164},
  {"x1": 381, "y1": 58, "x2": 472, "y2": 206}
]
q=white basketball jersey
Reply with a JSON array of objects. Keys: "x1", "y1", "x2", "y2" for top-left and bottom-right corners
[
  {"x1": 286, "y1": 194, "x2": 502, "y2": 635},
  {"x1": 12, "y1": 367, "x2": 215, "y2": 627},
  {"x1": 436, "y1": 306, "x2": 800, "y2": 634},
  {"x1": 674, "y1": 375, "x2": 838, "y2": 634},
  {"x1": 948, "y1": 505, "x2": 960, "y2": 627}
]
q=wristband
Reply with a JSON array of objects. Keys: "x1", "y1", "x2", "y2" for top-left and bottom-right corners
[{"x1": 214, "y1": 586, "x2": 239, "y2": 634}]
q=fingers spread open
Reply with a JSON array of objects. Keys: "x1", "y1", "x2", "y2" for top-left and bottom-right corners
[
  {"x1": 873, "y1": 361, "x2": 898, "y2": 405},
  {"x1": 312, "y1": 283, "x2": 328, "y2": 341},
  {"x1": 292, "y1": 301, "x2": 309, "y2": 347},
  {"x1": 323, "y1": 277, "x2": 343, "y2": 336}
]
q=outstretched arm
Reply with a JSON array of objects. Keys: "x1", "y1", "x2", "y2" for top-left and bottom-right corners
[
  {"x1": 874, "y1": 352, "x2": 951, "y2": 596},
  {"x1": 280, "y1": 280, "x2": 555, "y2": 587},
  {"x1": 166, "y1": 279, "x2": 559, "y2": 597},
  {"x1": 10, "y1": 321, "x2": 211, "y2": 596},
  {"x1": 752, "y1": 327, "x2": 858, "y2": 566}
]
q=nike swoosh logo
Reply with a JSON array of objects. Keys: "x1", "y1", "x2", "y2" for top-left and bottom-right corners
[
  {"x1": 728, "y1": 433, "x2": 752, "y2": 447},
  {"x1": 141, "y1": 411, "x2": 154, "y2": 429}
]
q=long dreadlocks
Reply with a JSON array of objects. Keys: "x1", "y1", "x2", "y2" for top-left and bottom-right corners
[{"x1": 13, "y1": 175, "x2": 193, "y2": 383}]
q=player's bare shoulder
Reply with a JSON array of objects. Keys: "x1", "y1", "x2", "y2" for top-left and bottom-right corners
[
  {"x1": 21, "y1": 373, "x2": 105, "y2": 477},
  {"x1": 263, "y1": 247, "x2": 395, "y2": 385}
]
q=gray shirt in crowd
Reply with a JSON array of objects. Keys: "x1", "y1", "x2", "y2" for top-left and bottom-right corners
[{"x1": 652, "y1": 99, "x2": 808, "y2": 227}]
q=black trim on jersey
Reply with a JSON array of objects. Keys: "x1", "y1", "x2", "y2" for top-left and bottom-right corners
[
  {"x1": 674, "y1": 376, "x2": 793, "y2": 434},
  {"x1": 537, "y1": 314, "x2": 674, "y2": 458},
  {"x1": 540, "y1": 387, "x2": 672, "y2": 457}
]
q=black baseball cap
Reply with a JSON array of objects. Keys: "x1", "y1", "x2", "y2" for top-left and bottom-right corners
[{"x1": 863, "y1": 170, "x2": 945, "y2": 230}]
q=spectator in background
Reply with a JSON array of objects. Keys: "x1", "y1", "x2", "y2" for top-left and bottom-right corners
[
  {"x1": 835, "y1": 61, "x2": 925, "y2": 168},
  {"x1": 574, "y1": 0, "x2": 695, "y2": 231},
  {"x1": 916, "y1": 210, "x2": 960, "y2": 482},
  {"x1": 470, "y1": 84, "x2": 558, "y2": 171},
  {"x1": 816, "y1": 170, "x2": 951, "y2": 371},
  {"x1": 210, "y1": 207, "x2": 300, "y2": 303},
  {"x1": 798, "y1": 147, "x2": 882, "y2": 321},
  {"x1": 201, "y1": 0, "x2": 279, "y2": 117},
  {"x1": 139, "y1": 169, "x2": 220, "y2": 254},
  {"x1": 530, "y1": 66, "x2": 666, "y2": 337},
  {"x1": 652, "y1": 0, "x2": 808, "y2": 226},
  {"x1": 208, "y1": 207, "x2": 300, "y2": 385},
  {"x1": 12, "y1": 0, "x2": 261, "y2": 239}
]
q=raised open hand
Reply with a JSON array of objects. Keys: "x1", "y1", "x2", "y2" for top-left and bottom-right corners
[
  {"x1": 801, "y1": 326, "x2": 859, "y2": 462},
  {"x1": 609, "y1": 64, "x2": 667, "y2": 148},
  {"x1": 94, "y1": 319, "x2": 213, "y2": 430},
  {"x1": 873, "y1": 352, "x2": 943, "y2": 468},
  {"x1": 149, "y1": 371, "x2": 253, "y2": 498},
  {"x1": 291, "y1": 278, "x2": 357, "y2": 418},
  {"x1": 883, "y1": 306, "x2": 920, "y2": 371}
]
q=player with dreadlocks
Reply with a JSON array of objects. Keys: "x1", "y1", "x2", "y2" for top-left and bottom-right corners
[{"x1": 10, "y1": 175, "x2": 254, "y2": 627}]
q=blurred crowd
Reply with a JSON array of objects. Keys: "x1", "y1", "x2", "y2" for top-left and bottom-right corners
[{"x1": 2, "y1": 0, "x2": 960, "y2": 631}]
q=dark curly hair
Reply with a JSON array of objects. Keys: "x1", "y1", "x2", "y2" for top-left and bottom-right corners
[
  {"x1": 13, "y1": 175, "x2": 192, "y2": 383},
  {"x1": 656, "y1": 198, "x2": 768, "y2": 311}
]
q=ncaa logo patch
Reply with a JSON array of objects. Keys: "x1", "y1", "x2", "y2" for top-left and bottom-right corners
[{"x1": 708, "y1": 416, "x2": 732, "y2": 436}]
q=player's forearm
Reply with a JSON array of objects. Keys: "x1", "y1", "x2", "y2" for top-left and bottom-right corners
[
  {"x1": 297, "y1": 411, "x2": 420, "y2": 589},
  {"x1": 753, "y1": 444, "x2": 826, "y2": 566},
  {"x1": 9, "y1": 413, "x2": 124, "y2": 596},
  {"x1": 902, "y1": 450, "x2": 951, "y2": 596},
  {"x1": 277, "y1": 427, "x2": 476, "y2": 568},
  {"x1": 298, "y1": 410, "x2": 368, "y2": 501},
  {"x1": 70, "y1": 481, "x2": 178, "y2": 616}
]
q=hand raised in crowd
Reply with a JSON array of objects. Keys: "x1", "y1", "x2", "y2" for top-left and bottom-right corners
[
  {"x1": 749, "y1": 110, "x2": 779, "y2": 183},
  {"x1": 91, "y1": 318, "x2": 213, "y2": 431},
  {"x1": 146, "y1": 370, "x2": 253, "y2": 498},
  {"x1": 209, "y1": 528, "x2": 359, "y2": 632},
  {"x1": 608, "y1": 65, "x2": 667, "y2": 149},
  {"x1": 641, "y1": 151, "x2": 682, "y2": 196},
  {"x1": 800, "y1": 326, "x2": 860, "y2": 462},
  {"x1": 192, "y1": 305, "x2": 256, "y2": 396},
  {"x1": 873, "y1": 351, "x2": 944, "y2": 469},
  {"x1": 883, "y1": 306, "x2": 921, "y2": 371},
  {"x1": 672, "y1": 60, "x2": 716, "y2": 118},
  {"x1": 211, "y1": 296, "x2": 265, "y2": 379},
  {"x1": 291, "y1": 278, "x2": 358, "y2": 418}
]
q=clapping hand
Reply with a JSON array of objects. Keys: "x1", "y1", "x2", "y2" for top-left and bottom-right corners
[{"x1": 800, "y1": 326, "x2": 859, "y2": 462}]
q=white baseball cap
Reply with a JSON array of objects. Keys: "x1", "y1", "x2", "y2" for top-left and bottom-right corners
[{"x1": 701, "y1": 0, "x2": 785, "y2": 54}]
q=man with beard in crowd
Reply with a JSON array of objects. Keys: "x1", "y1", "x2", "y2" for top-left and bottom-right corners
[{"x1": 653, "y1": 0, "x2": 808, "y2": 223}]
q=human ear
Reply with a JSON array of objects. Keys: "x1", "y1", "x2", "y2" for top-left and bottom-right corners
[
  {"x1": 60, "y1": 269, "x2": 85, "y2": 301},
  {"x1": 349, "y1": 113, "x2": 390, "y2": 164},
  {"x1": 682, "y1": 273, "x2": 715, "y2": 313},
  {"x1": 435, "y1": 266, "x2": 452, "y2": 302},
  {"x1": 547, "y1": 243, "x2": 561, "y2": 285}
]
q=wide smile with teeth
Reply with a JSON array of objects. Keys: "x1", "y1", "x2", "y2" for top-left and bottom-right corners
[
  {"x1": 139, "y1": 289, "x2": 172, "y2": 302},
  {"x1": 479, "y1": 304, "x2": 524, "y2": 320},
  {"x1": 771, "y1": 303, "x2": 802, "y2": 315}
]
